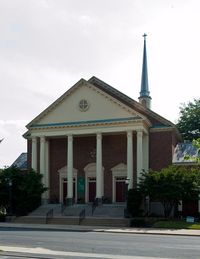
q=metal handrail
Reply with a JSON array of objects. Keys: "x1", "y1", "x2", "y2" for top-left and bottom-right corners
[
  {"x1": 46, "y1": 208, "x2": 53, "y2": 224},
  {"x1": 61, "y1": 203, "x2": 66, "y2": 215},
  {"x1": 92, "y1": 199, "x2": 98, "y2": 215},
  {"x1": 79, "y1": 208, "x2": 85, "y2": 225}
]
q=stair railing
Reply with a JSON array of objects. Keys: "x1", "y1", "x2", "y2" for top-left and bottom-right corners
[
  {"x1": 92, "y1": 199, "x2": 98, "y2": 215},
  {"x1": 79, "y1": 208, "x2": 85, "y2": 225},
  {"x1": 61, "y1": 203, "x2": 67, "y2": 215},
  {"x1": 46, "y1": 208, "x2": 53, "y2": 224}
]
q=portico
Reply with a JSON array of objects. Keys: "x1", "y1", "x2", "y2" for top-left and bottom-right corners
[{"x1": 30, "y1": 121, "x2": 149, "y2": 205}]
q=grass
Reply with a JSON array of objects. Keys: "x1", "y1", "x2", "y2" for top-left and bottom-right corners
[{"x1": 153, "y1": 220, "x2": 200, "y2": 230}]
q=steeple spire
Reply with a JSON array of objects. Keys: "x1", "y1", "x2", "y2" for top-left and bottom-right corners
[{"x1": 138, "y1": 33, "x2": 151, "y2": 109}]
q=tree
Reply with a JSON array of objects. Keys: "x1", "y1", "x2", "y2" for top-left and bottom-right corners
[
  {"x1": 0, "y1": 166, "x2": 46, "y2": 216},
  {"x1": 139, "y1": 165, "x2": 200, "y2": 217},
  {"x1": 176, "y1": 98, "x2": 200, "y2": 141}
]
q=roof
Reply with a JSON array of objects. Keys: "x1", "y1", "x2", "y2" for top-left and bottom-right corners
[
  {"x1": 88, "y1": 76, "x2": 177, "y2": 129},
  {"x1": 173, "y1": 143, "x2": 199, "y2": 164},
  {"x1": 11, "y1": 152, "x2": 27, "y2": 170},
  {"x1": 25, "y1": 76, "x2": 180, "y2": 139}
]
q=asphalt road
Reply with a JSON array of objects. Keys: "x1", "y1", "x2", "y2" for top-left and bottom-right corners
[{"x1": 0, "y1": 227, "x2": 200, "y2": 258}]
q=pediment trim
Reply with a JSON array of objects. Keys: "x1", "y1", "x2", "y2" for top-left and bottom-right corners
[{"x1": 26, "y1": 78, "x2": 150, "y2": 130}]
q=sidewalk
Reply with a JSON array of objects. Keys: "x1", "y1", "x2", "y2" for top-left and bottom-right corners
[{"x1": 1, "y1": 222, "x2": 200, "y2": 237}]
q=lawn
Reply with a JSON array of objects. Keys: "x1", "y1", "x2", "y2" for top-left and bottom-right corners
[{"x1": 153, "y1": 220, "x2": 200, "y2": 230}]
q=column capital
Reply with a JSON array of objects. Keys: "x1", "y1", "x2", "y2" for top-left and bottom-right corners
[
  {"x1": 137, "y1": 130, "x2": 143, "y2": 137},
  {"x1": 127, "y1": 131, "x2": 132, "y2": 138},
  {"x1": 32, "y1": 136, "x2": 37, "y2": 142},
  {"x1": 40, "y1": 136, "x2": 46, "y2": 142},
  {"x1": 96, "y1": 132, "x2": 102, "y2": 140},
  {"x1": 68, "y1": 135, "x2": 73, "y2": 142}
]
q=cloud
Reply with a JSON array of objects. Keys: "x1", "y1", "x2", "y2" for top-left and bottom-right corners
[{"x1": 0, "y1": 0, "x2": 200, "y2": 167}]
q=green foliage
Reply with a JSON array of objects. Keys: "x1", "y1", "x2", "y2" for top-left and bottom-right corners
[
  {"x1": 127, "y1": 188, "x2": 143, "y2": 217},
  {"x1": 153, "y1": 220, "x2": 200, "y2": 229},
  {"x1": 139, "y1": 165, "x2": 200, "y2": 218},
  {"x1": 177, "y1": 98, "x2": 200, "y2": 141},
  {"x1": 0, "y1": 166, "x2": 46, "y2": 216}
]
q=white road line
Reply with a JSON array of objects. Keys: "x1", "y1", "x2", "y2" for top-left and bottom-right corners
[{"x1": 0, "y1": 245, "x2": 172, "y2": 259}]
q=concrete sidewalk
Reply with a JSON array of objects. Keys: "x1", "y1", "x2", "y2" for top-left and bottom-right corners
[{"x1": 0, "y1": 222, "x2": 200, "y2": 237}]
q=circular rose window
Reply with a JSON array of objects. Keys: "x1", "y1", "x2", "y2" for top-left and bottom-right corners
[{"x1": 79, "y1": 99, "x2": 89, "y2": 112}]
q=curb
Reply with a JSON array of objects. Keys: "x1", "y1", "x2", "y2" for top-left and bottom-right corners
[{"x1": 1, "y1": 223, "x2": 200, "y2": 237}]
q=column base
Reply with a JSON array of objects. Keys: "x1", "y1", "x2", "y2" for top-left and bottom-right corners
[
  {"x1": 95, "y1": 197, "x2": 103, "y2": 205},
  {"x1": 66, "y1": 198, "x2": 74, "y2": 206}
]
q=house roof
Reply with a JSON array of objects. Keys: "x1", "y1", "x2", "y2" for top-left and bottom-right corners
[
  {"x1": 173, "y1": 143, "x2": 199, "y2": 164},
  {"x1": 11, "y1": 152, "x2": 27, "y2": 170}
]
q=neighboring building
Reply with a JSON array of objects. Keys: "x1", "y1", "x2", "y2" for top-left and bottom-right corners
[
  {"x1": 173, "y1": 142, "x2": 199, "y2": 165},
  {"x1": 173, "y1": 142, "x2": 200, "y2": 217},
  {"x1": 23, "y1": 35, "x2": 181, "y2": 205},
  {"x1": 11, "y1": 152, "x2": 27, "y2": 171}
]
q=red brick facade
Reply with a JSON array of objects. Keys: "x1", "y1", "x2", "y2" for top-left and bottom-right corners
[{"x1": 27, "y1": 129, "x2": 178, "y2": 203}]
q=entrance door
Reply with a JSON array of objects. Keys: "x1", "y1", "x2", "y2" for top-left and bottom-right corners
[
  {"x1": 116, "y1": 178, "x2": 126, "y2": 202},
  {"x1": 89, "y1": 178, "x2": 96, "y2": 202},
  {"x1": 63, "y1": 179, "x2": 76, "y2": 203}
]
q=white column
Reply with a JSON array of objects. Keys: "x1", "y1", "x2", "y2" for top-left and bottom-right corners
[
  {"x1": 143, "y1": 133, "x2": 149, "y2": 172},
  {"x1": 96, "y1": 133, "x2": 103, "y2": 200},
  {"x1": 67, "y1": 135, "x2": 73, "y2": 201},
  {"x1": 45, "y1": 140, "x2": 50, "y2": 201},
  {"x1": 127, "y1": 131, "x2": 133, "y2": 189},
  {"x1": 137, "y1": 130, "x2": 143, "y2": 183},
  {"x1": 40, "y1": 136, "x2": 46, "y2": 204},
  {"x1": 31, "y1": 137, "x2": 37, "y2": 171},
  {"x1": 40, "y1": 136, "x2": 46, "y2": 176}
]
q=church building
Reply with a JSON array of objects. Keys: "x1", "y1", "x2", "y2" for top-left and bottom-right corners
[{"x1": 24, "y1": 36, "x2": 180, "y2": 206}]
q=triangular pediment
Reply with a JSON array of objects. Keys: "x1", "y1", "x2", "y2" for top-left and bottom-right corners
[{"x1": 28, "y1": 79, "x2": 145, "y2": 129}]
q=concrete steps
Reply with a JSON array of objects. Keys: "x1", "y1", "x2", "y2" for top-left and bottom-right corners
[
  {"x1": 93, "y1": 205, "x2": 125, "y2": 218},
  {"x1": 14, "y1": 216, "x2": 130, "y2": 227},
  {"x1": 14, "y1": 216, "x2": 46, "y2": 224},
  {"x1": 29, "y1": 204, "x2": 61, "y2": 216},
  {"x1": 80, "y1": 217, "x2": 130, "y2": 227},
  {"x1": 13, "y1": 203, "x2": 129, "y2": 227}
]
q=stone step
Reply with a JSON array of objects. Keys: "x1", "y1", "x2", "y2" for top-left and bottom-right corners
[
  {"x1": 81, "y1": 217, "x2": 130, "y2": 227},
  {"x1": 14, "y1": 216, "x2": 46, "y2": 224},
  {"x1": 13, "y1": 216, "x2": 130, "y2": 227},
  {"x1": 93, "y1": 206, "x2": 125, "y2": 218}
]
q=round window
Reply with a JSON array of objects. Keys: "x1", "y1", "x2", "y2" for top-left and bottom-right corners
[{"x1": 79, "y1": 99, "x2": 89, "y2": 112}]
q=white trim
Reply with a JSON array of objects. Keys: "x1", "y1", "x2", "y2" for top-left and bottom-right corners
[
  {"x1": 111, "y1": 163, "x2": 127, "y2": 203},
  {"x1": 58, "y1": 166, "x2": 78, "y2": 203},
  {"x1": 28, "y1": 124, "x2": 148, "y2": 138}
]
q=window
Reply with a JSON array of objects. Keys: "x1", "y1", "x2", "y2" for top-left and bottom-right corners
[{"x1": 79, "y1": 99, "x2": 89, "y2": 112}]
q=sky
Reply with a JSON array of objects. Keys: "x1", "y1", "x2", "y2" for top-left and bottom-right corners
[{"x1": 0, "y1": 0, "x2": 199, "y2": 168}]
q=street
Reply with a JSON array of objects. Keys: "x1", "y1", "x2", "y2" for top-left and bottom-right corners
[{"x1": 0, "y1": 227, "x2": 200, "y2": 258}]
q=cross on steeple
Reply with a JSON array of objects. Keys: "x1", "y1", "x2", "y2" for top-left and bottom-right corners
[{"x1": 143, "y1": 33, "x2": 147, "y2": 39}]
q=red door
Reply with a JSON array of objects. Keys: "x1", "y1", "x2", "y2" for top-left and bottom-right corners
[
  {"x1": 89, "y1": 181, "x2": 96, "y2": 202},
  {"x1": 116, "y1": 181, "x2": 126, "y2": 202}
]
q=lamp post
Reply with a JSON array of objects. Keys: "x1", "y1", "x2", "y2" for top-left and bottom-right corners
[
  {"x1": 124, "y1": 177, "x2": 130, "y2": 218},
  {"x1": 7, "y1": 179, "x2": 13, "y2": 215}
]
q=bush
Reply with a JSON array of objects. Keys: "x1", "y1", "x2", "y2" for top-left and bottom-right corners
[{"x1": 0, "y1": 167, "x2": 46, "y2": 216}]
